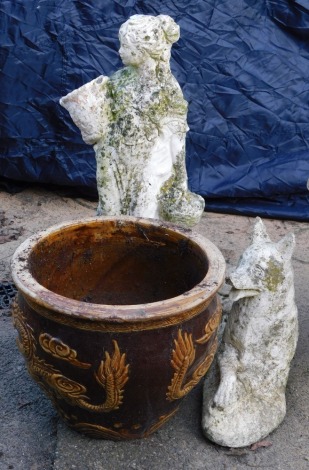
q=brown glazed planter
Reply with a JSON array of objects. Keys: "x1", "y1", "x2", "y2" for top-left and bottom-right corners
[{"x1": 11, "y1": 217, "x2": 225, "y2": 440}]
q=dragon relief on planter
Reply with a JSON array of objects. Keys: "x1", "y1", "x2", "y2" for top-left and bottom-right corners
[
  {"x1": 12, "y1": 301, "x2": 129, "y2": 412},
  {"x1": 196, "y1": 304, "x2": 222, "y2": 344},
  {"x1": 70, "y1": 407, "x2": 179, "y2": 440},
  {"x1": 11, "y1": 299, "x2": 36, "y2": 361},
  {"x1": 166, "y1": 328, "x2": 218, "y2": 402}
]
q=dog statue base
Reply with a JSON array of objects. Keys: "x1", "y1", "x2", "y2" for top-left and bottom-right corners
[{"x1": 202, "y1": 217, "x2": 298, "y2": 447}]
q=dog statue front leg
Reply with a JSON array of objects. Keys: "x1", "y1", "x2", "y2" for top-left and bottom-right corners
[{"x1": 213, "y1": 345, "x2": 238, "y2": 409}]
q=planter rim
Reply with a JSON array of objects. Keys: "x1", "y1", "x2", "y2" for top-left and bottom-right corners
[{"x1": 11, "y1": 216, "x2": 226, "y2": 324}]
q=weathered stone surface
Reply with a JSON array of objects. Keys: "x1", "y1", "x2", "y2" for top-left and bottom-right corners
[
  {"x1": 60, "y1": 14, "x2": 204, "y2": 226},
  {"x1": 202, "y1": 217, "x2": 299, "y2": 448}
]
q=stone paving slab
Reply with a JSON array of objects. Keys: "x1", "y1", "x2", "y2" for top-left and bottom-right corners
[{"x1": 0, "y1": 188, "x2": 308, "y2": 470}]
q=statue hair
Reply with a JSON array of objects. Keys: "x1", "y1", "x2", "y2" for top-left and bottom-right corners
[{"x1": 119, "y1": 14, "x2": 179, "y2": 63}]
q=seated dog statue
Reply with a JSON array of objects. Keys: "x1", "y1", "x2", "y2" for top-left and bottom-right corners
[{"x1": 202, "y1": 217, "x2": 298, "y2": 447}]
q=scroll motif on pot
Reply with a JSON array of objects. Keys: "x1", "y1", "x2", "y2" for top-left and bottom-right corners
[{"x1": 39, "y1": 333, "x2": 91, "y2": 369}]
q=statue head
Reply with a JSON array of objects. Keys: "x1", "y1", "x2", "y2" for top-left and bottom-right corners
[{"x1": 118, "y1": 14, "x2": 180, "y2": 66}]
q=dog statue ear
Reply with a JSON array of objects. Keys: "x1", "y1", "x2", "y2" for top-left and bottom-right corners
[
  {"x1": 276, "y1": 233, "x2": 295, "y2": 260},
  {"x1": 251, "y1": 217, "x2": 271, "y2": 244}
]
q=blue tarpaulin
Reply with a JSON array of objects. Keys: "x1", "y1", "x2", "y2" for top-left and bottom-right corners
[{"x1": 1, "y1": 0, "x2": 309, "y2": 219}]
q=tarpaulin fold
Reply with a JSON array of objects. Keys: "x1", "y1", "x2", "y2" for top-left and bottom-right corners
[{"x1": 1, "y1": 0, "x2": 309, "y2": 219}]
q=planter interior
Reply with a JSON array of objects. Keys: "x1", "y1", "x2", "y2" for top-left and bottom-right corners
[{"x1": 28, "y1": 219, "x2": 208, "y2": 305}]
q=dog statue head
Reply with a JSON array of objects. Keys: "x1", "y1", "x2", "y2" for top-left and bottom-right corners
[{"x1": 229, "y1": 217, "x2": 295, "y2": 302}]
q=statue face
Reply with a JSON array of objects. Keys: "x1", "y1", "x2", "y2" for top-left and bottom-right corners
[{"x1": 119, "y1": 38, "x2": 147, "y2": 66}]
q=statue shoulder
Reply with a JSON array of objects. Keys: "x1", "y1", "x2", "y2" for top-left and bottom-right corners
[{"x1": 108, "y1": 67, "x2": 136, "y2": 92}]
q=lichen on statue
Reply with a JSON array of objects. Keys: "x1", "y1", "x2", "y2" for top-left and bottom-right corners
[{"x1": 60, "y1": 14, "x2": 205, "y2": 226}]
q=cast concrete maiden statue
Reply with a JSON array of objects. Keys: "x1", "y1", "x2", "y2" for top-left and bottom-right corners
[{"x1": 60, "y1": 14, "x2": 205, "y2": 226}]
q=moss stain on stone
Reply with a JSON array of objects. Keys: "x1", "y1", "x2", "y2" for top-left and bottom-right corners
[{"x1": 265, "y1": 259, "x2": 285, "y2": 292}]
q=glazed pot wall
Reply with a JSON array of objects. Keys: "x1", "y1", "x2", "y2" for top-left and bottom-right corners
[{"x1": 11, "y1": 217, "x2": 225, "y2": 440}]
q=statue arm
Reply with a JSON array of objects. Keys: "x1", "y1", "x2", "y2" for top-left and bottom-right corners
[{"x1": 60, "y1": 75, "x2": 110, "y2": 145}]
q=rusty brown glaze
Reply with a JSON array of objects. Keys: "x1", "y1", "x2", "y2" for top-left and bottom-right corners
[{"x1": 11, "y1": 217, "x2": 225, "y2": 439}]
